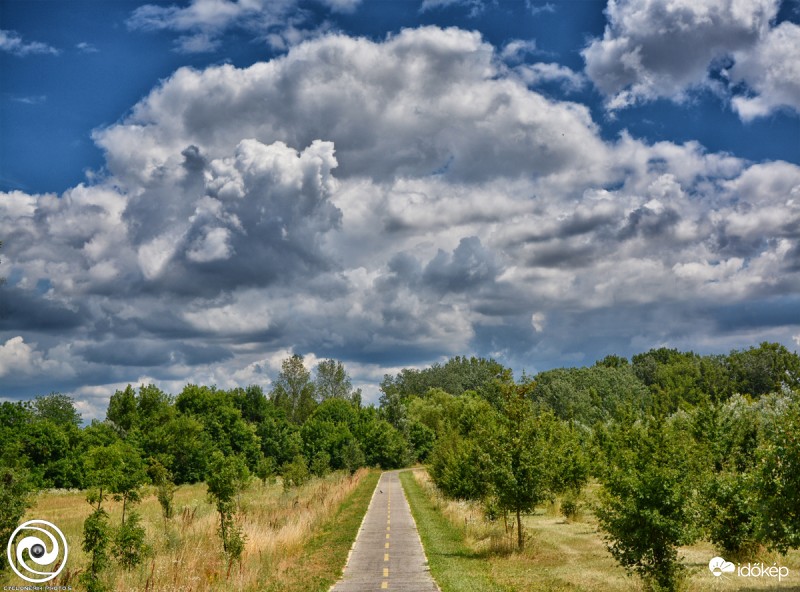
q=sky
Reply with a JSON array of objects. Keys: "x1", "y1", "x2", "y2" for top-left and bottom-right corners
[{"x1": 1, "y1": 0, "x2": 799, "y2": 419}]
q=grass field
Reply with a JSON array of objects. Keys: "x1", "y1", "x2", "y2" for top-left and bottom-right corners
[
  {"x1": 401, "y1": 469, "x2": 800, "y2": 592},
  {"x1": 2, "y1": 469, "x2": 379, "y2": 592}
]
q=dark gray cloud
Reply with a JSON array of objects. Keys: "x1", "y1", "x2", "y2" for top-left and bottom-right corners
[
  {"x1": 0, "y1": 288, "x2": 83, "y2": 332},
  {"x1": 422, "y1": 237, "x2": 499, "y2": 293}
]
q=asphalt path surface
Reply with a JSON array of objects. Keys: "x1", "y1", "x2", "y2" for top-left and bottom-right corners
[{"x1": 330, "y1": 470, "x2": 440, "y2": 592}]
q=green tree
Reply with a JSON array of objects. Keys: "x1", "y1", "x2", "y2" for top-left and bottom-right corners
[
  {"x1": 754, "y1": 400, "x2": 800, "y2": 553},
  {"x1": 81, "y1": 445, "x2": 118, "y2": 591},
  {"x1": 281, "y1": 455, "x2": 310, "y2": 490},
  {"x1": 691, "y1": 395, "x2": 761, "y2": 555},
  {"x1": 147, "y1": 460, "x2": 176, "y2": 529},
  {"x1": 595, "y1": 354, "x2": 629, "y2": 368},
  {"x1": 19, "y1": 419, "x2": 72, "y2": 488},
  {"x1": 30, "y1": 392, "x2": 82, "y2": 426},
  {"x1": 257, "y1": 408, "x2": 302, "y2": 469},
  {"x1": 486, "y1": 388, "x2": 561, "y2": 550},
  {"x1": 310, "y1": 450, "x2": 331, "y2": 476},
  {"x1": 596, "y1": 417, "x2": 701, "y2": 591},
  {"x1": 148, "y1": 415, "x2": 212, "y2": 484},
  {"x1": 380, "y1": 356, "x2": 508, "y2": 401},
  {"x1": 429, "y1": 432, "x2": 492, "y2": 501},
  {"x1": 271, "y1": 354, "x2": 317, "y2": 423},
  {"x1": 206, "y1": 452, "x2": 249, "y2": 562},
  {"x1": 314, "y1": 359, "x2": 361, "y2": 402},
  {"x1": 106, "y1": 385, "x2": 138, "y2": 434},
  {"x1": 406, "y1": 419, "x2": 435, "y2": 462},
  {"x1": 533, "y1": 365, "x2": 651, "y2": 425},
  {"x1": 727, "y1": 342, "x2": 800, "y2": 397},
  {"x1": 254, "y1": 455, "x2": 277, "y2": 485},
  {"x1": 112, "y1": 511, "x2": 150, "y2": 569},
  {"x1": 84, "y1": 445, "x2": 122, "y2": 510},
  {"x1": 0, "y1": 465, "x2": 32, "y2": 573},
  {"x1": 230, "y1": 385, "x2": 270, "y2": 424},
  {"x1": 549, "y1": 421, "x2": 590, "y2": 498},
  {"x1": 360, "y1": 418, "x2": 408, "y2": 469},
  {"x1": 83, "y1": 442, "x2": 149, "y2": 571},
  {"x1": 136, "y1": 384, "x2": 174, "y2": 433},
  {"x1": 80, "y1": 507, "x2": 112, "y2": 592},
  {"x1": 701, "y1": 470, "x2": 758, "y2": 556},
  {"x1": 109, "y1": 442, "x2": 147, "y2": 525},
  {"x1": 341, "y1": 439, "x2": 366, "y2": 475},
  {"x1": 631, "y1": 348, "x2": 703, "y2": 412}
]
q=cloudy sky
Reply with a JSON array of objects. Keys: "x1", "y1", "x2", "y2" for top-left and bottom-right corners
[{"x1": 1, "y1": 0, "x2": 799, "y2": 418}]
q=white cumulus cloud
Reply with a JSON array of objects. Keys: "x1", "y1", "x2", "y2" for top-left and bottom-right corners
[{"x1": 583, "y1": 0, "x2": 800, "y2": 119}]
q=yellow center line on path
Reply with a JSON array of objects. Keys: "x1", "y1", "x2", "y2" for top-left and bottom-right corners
[
  {"x1": 384, "y1": 553, "x2": 389, "y2": 562},
  {"x1": 381, "y1": 582, "x2": 388, "y2": 589},
  {"x1": 383, "y1": 568, "x2": 389, "y2": 577},
  {"x1": 385, "y1": 542, "x2": 390, "y2": 549}
]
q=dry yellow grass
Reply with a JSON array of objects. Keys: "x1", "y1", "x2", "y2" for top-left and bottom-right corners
[
  {"x1": 2, "y1": 469, "x2": 371, "y2": 592},
  {"x1": 410, "y1": 469, "x2": 800, "y2": 591}
]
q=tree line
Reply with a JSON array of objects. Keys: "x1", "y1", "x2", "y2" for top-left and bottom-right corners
[{"x1": 2, "y1": 344, "x2": 800, "y2": 591}]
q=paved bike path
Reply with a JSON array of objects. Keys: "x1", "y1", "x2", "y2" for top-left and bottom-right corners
[{"x1": 330, "y1": 471, "x2": 439, "y2": 592}]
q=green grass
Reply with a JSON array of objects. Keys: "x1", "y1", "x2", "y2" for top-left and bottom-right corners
[
  {"x1": 400, "y1": 469, "x2": 509, "y2": 592},
  {"x1": 271, "y1": 469, "x2": 381, "y2": 592}
]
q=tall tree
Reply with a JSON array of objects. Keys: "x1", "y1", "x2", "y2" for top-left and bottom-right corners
[
  {"x1": 107, "y1": 385, "x2": 138, "y2": 434},
  {"x1": 314, "y1": 359, "x2": 360, "y2": 402},
  {"x1": 271, "y1": 354, "x2": 316, "y2": 424},
  {"x1": 486, "y1": 386, "x2": 561, "y2": 550}
]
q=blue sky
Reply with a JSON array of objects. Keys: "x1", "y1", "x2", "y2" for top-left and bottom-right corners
[{"x1": 1, "y1": 0, "x2": 799, "y2": 418}]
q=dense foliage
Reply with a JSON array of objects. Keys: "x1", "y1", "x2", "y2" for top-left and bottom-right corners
[{"x1": 0, "y1": 357, "x2": 410, "y2": 496}]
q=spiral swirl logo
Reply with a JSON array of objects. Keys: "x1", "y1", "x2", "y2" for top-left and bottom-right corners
[{"x1": 6, "y1": 519, "x2": 68, "y2": 583}]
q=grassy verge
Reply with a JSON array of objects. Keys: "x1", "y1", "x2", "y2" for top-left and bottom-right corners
[
  {"x1": 399, "y1": 469, "x2": 508, "y2": 592},
  {"x1": 1, "y1": 469, "x2": 379, "y2": 592}
]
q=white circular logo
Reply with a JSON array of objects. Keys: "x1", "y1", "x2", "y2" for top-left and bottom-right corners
[{"x1": 6, "y1": 519, "x2": 68, "y2": 583}]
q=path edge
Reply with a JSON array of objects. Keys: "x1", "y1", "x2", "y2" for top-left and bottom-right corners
[
  {"x1": 327, "y1": 470, "x2": 383, "y2": 591},
  {"x1": 399, "y1": 468, "x2": 443, "y2": 592}
]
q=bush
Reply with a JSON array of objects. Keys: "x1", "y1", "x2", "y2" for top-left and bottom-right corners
[
  {"x1": 113, "y1": 511, "x2": 150, "y2": 569},
  {"x1": 310, "y1": 451, "x2": 331, "y2": 477},
  {"x1": 560, "y1": 495, "x2": 579, "y2": 521},
  {"x1": 282, "y1": 455, "x2": 310, "y2": 490}
]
